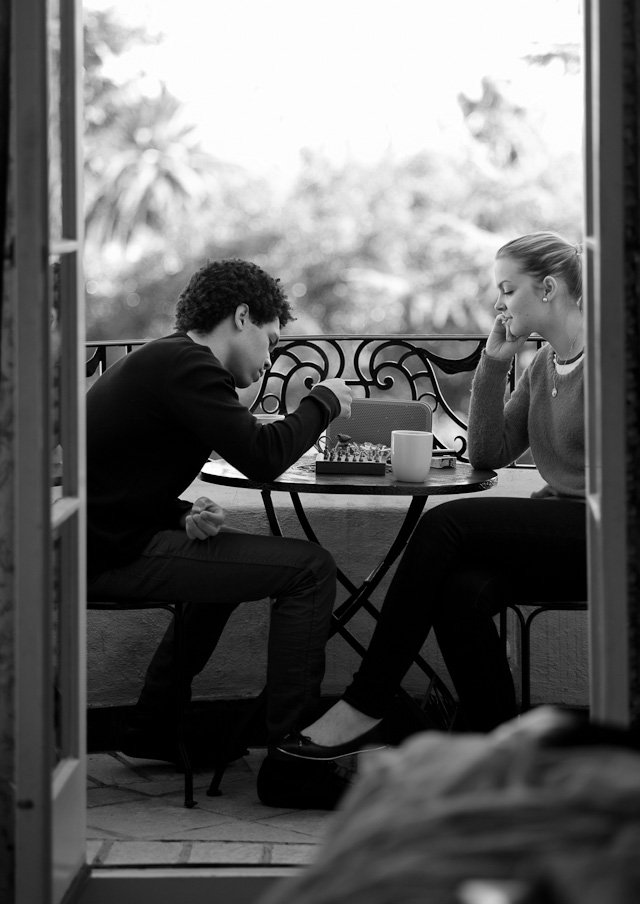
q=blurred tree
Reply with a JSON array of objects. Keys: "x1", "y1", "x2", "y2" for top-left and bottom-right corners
[
  {"x1": 83, "y1": 7, "x2": 266, "y2": 338},
  {"x1": 85, "y1": 84, "x2": 236, "y2": 246},
  {"x1": 83, "y1": 8, "x2": 155, "y2": 137},
  {"x1": 458, "y1": 77, "x2": 529, "y2": 168},
  {"x1": 82, "y1": 9, "x2": 583, "y2": 345},
  {"x1": 259, "y1": 101, "x2": 581, "y2": 339},
  {"x1": 524, "y1": 43, "x2": 581, "y2": 75},
  {"x1": 83, "y1": 7, "x2": 234, "y2": 248}
]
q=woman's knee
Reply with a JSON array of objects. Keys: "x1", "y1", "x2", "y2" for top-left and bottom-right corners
[
  {"x1": 404, "y1": 500, "x2": 469, "y2": 557},
  {"x1": 433, "y1": 569, "x2": 505, "y2": 623}
]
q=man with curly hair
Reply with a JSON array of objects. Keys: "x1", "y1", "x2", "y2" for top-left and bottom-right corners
[{"x1": 86, "y1": 259, "x2": 352, "y2": 809}]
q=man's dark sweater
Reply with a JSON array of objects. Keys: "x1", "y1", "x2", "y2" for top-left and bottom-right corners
[{"x1": 86, "y1": 331, "x2": 340, "y2": 581}]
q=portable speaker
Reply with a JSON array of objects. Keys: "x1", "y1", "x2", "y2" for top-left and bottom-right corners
[{"x1": 326, "y1": 398, "x2": 432, "y2": 447}]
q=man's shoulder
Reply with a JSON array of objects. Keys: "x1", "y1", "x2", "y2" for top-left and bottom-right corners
[
  {"x1": 91, "y1": 333, "x2": 228, "y2": 398},
  {"x1": 131, "y1": 333, "x2": 233, "y2": 398},
  {"x1": 90, "y1": 334, "x2": 199, "y2": 390},
  {"x1": 127, "y1": 332, "x2": 212, "y2": 367},
  {"x1": 138, "y1": 331, "x2": 192, "y2": 356}
]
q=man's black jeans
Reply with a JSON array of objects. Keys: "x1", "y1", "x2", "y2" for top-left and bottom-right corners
[{"x1": 88, "y1": 526, "x2": 337, "y2": 744}]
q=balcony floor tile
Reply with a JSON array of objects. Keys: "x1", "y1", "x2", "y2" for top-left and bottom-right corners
[{"x1": 85, "y1": 748, "x2": 338, "y2": 866}]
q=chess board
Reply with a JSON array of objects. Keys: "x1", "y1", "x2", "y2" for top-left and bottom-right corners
[{"x1": 315, "y1": 440, "x2": 389, "y2": 475}]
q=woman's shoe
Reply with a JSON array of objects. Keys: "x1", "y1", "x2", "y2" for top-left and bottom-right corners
[{"x1": 276, "y1": 724, "x2": 387, "y2": 761}]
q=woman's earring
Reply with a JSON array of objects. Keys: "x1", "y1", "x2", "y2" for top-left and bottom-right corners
[{"x1": 542, "y1": 294, "x2": 549, "y2": 303}]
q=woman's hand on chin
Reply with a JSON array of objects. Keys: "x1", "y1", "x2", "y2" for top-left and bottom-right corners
[{"x1": 486, "y1": 314, "x2": 528, "y2": 360}]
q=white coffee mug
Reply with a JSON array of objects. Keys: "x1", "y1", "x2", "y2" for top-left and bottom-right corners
[{"x1": 391, "y1": 430, "x2": 433, "y2": 482}]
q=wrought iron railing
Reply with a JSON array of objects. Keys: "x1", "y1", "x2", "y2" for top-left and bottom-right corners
[{"x1": 86, "y1": 334, "x2": 542, "y2": 464}]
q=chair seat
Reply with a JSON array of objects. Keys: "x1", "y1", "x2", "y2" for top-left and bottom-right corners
[
  {"x1": 502, "y1": 600, "x2": 588, "y2": 711},
  {"x1": 87, "y1": 598, "x2": 196, "y2": 808}
]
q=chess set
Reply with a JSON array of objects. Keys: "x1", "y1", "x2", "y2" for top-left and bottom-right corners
[{"x1": 315, "y1": 437, "x2": 389, "y2": 475}]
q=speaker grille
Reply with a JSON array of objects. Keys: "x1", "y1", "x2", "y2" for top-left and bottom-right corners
[{"x1": 326, "y1": 399, "x2": 432, "y2": 447}]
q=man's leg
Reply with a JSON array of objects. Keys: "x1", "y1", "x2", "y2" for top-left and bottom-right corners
[
  {"x1": 89, "y1": 526, "x2": 351, "y2": 808},
  {"x1": 89, "y1": 526, "x2": 337, "y2": 743}
]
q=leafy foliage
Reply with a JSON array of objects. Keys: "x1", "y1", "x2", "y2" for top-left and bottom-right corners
[{"x1": 83, "y1": 9, "x2": 583, "y2": 341}]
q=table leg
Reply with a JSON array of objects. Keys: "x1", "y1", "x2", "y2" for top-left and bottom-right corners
[
  {"x1": 328, "y1": 495, "x2": 427, "y2": 630},
  {"x1": 262, "y1": 490, "x2": 376, "y2": 651},
  {"x1": 261, "y1": 489, "x2": 283, "y2": 537},
  {"x1": 264, "y1": 489, "x2": 427, "y2": 652}
]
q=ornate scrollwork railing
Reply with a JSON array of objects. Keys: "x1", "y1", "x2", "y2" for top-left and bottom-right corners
[
  {"x1": 260, "y1": 334, "x2": 541, "y2": 462},
  {"x1": 86, "y1": 333, "x2": 541, "y2": 463}
]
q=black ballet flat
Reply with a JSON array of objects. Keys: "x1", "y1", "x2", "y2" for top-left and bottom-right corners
[{"x1": 276, "y1": 724, "x2": 387, "y2": 761}]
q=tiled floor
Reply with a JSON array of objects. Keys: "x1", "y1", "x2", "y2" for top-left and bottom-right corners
[{"x1": 86, "y1": 748, "x2": 339, "y2": 867}]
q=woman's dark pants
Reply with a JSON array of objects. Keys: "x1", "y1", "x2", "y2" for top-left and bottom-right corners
[{"x1": 342, "y1": 496, "x2": 587, "y2": 731}]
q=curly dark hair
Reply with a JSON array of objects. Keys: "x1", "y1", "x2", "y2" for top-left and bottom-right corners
[{"x1": 175, "y1": 259, "x2": 294, "y2": 333}]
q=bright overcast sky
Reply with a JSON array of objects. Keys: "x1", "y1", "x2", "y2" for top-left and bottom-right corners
[{"x1": 85, "y1": 0, "x2": 583, "y2": 179}]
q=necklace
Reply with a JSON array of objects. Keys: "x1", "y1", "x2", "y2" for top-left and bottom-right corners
[{"x1": 551, "y1": 329, "x2": 583, "y2": 398}]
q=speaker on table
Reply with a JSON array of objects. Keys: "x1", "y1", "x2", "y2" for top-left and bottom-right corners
[{"x1": 326, "y1": 398, "x2": 432, "y2": 447}]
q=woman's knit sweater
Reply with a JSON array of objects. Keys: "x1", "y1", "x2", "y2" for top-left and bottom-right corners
[{"x1": 467, "y1": 345, "x2": 585, "y2": 499}]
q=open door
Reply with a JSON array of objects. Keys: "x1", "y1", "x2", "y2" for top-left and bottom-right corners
[
  {"x1": 583, "y1": 0, "x2": 631, "y2": 726},
  {"x1": 13, "y1": 0, "x2": 87, "y2": 901}
]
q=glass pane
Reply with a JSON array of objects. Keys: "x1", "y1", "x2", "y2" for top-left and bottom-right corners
[
  {"x1": 48, "y1": 0, "x2": 63, "y2": 243},
  {"x1": 52, "y1": 514, "x2": 80, "y2": 765},
  {"x1": 53, "y1": 530, "x2": 63, "y2": 763},
  {"x1": 51, "y1": 259, "x2": 63, "y2": 486}
]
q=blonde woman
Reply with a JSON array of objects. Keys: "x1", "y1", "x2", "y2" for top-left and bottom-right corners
[{"x1": 279, "y1": 231, "x2": 587, "y2": 762}]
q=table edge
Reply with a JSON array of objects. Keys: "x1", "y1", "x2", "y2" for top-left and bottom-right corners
[{"x1": 199, "y1": 463, "x2": 499, "y2": 496}]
